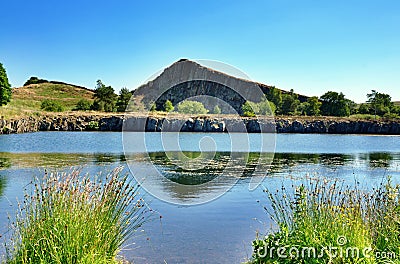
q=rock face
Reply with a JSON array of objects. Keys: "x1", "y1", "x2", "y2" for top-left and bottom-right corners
[
  {"x1": 1, "y1": 115, "x2": 400, "y2": 134},
  {"x1": 132, "y1": 60, "x2": 309, "y2": 115}
]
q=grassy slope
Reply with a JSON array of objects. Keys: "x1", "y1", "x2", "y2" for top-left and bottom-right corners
[{"x1": 0, "y1": 82, "x2": 95, "y2": 119}]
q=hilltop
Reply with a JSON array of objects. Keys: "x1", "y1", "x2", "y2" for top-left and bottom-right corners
[{"x1": 0, "y1": 81, "x2": 94, "y2": 118}]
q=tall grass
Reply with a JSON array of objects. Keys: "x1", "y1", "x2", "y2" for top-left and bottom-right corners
[
  {"x1": 252, "y1": 177, "x2": 400, "y2": 263},
  {"x1": 5, "y1": 167, "x2": 149, "y2": 264}
]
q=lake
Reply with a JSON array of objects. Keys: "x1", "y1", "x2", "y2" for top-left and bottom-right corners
[{"x1": 0, "y1": 132, "x2": 400, "y2": 263}]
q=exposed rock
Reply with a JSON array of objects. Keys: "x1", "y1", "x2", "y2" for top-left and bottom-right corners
[{"x1": 0, "y1": 115, "x2": 399, "y2": 135}]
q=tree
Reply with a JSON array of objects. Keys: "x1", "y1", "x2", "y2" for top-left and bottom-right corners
[
  {"x1": 265, "y1": 86, "x2": 282, "y2": 111},
  {"x1": 176, "y1": 100, "x2": 208, "y2": 114},
  {"x1": 320, "y1": 91, "x2": 350, "y2": 117},
  {"x1": 367, "y1": 90, "x2": 393, "y2": 118},
  {"x1": 304, "y1": 96, "x2": 321, "y2": 116},
  {"x1": 92, "y1": 80, "x2": 117, "y2": 112},
  {"x1": 164, "y1": 100, "x2": 174, "y2": 112},
  {"x1": 280, "y1": 89, "x2": 300, "y2": 115},
  {"x1": 212, "y1": 105, "x2": 221, "y2": 114},
  {"x1": 0, "y1": 63, "x2": 12, "y2": 106},
  {"x1": 358, "y1": 103, "x2": 370, "y2": 114},
  {"x1": 116, "y1": 87, "x2": 132, "y2": 112},
  {"x1": 241, "y1": 101, "x2": 256, "y2": 117},
  {"x1": 74, "y1": 99, "x2": 92, "y2": 111},
  {"x1": 24, "y1": 76, "x2": 48, "y2": 86}
]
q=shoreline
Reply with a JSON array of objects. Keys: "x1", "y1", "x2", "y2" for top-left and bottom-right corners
[{"x1": 1, "y1": 113, "x2": 400, "y2": 135}]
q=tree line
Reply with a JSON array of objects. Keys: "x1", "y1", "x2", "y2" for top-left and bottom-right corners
[{"x1": 0, "y1": 62, "x2": 399, "y2": 118}]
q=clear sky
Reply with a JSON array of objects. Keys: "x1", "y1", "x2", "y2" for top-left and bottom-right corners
[{"x1": 1, "y1": 0, "x2": 399, "y2": 103}]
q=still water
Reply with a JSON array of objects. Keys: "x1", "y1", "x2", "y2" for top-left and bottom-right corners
[{"x1": 0, "y1": 132, "x2": 400, "y2": 263}]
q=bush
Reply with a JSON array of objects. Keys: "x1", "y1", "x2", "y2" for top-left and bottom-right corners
[
  {"x1": 212, "y1": 105, "x2": 221, "y2": 114},
  {"x1": 164, "y1": 100, "x2": 174, "y2": 112},
  {"x1": 74, "y1": 99, "x2": 92, "y2": 111},
  {"x1": 23, "y1": 76, "x2": 48, "y2": 86},
  {"x1": 40, "y1": 99, "x2": 64, "y2": 112},
  {"x1": 6, "y1": 168, "x2": 149, "y2": 264},
  {"x1": 176, "y1": 100, "x2": 208, "y2": 114},
  {"x1": 251, "y1": 178, "x2": 400, "y2": 263}
]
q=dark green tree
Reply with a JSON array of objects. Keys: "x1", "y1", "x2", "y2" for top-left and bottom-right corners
[
  {"x1": 74, "y1": 99, "x2": 92, "y2": 111},
  {"x1": 304, "y1": 96, "x2": 322, "y2": 116},
  {"x1": 116, "y1": 87, "x2": 132, "y2": 112},
  {"x1": 358, "y1": 103, "x2": 370, "y2": 114},
  {"x1": 320, "y1": 91, "x2": 350, "y2": 117},
  {"x1": 367, "y1": 90, "x2": 393, "y2": 118},
  {"x1": 0, "y1": 63, "x2": 12, "y2": 106},
  {"x1": 280, "y1": 89, "x2": 300, "y2": 115},
  {"x1": 265, "y1": 86, "x2": 283, "y2": 111},
  {"x1": 92, "y1": 80, "x2": 117, "y2": 112}
]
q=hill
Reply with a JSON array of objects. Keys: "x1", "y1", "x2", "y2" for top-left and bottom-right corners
[{"x1": 0, "y1": 82, "x2": 94, "y2": 119}]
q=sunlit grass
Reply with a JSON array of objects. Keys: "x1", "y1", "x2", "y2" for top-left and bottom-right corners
[{"x1": 5, "y1": 167, "x2": 149, "y2": 264}]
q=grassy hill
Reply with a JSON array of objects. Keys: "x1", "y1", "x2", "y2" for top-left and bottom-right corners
[{"x1": 0, "y1": 82, "x2": 95, "y2": 119}]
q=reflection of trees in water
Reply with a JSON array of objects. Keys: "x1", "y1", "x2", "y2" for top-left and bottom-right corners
[
  {"x1": 367, "y1": 152, "x2": 394, "y2": 168},
  {"x1": 0, "y1": 175, "x2": 5, "y2": 197},
  {"x1": 148, "y1": 152, "x2": 230, "y2": 185},
  {"x1": 269, "y1": 153, "x2": 352, "y2": 172}
]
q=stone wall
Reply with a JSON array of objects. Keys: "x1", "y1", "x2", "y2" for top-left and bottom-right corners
[{"x1": 1, "y1": 115, "x2": 400, "y2": 135}]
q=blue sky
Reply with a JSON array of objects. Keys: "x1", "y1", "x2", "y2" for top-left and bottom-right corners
[{"x1": 1, "y1": 0, "x2": 399, "y2": 102}]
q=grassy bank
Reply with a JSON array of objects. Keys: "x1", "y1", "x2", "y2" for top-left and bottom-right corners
[
  {"x1": 5, "y1": 167, "x2": 149, "y2": 264},
  {"x1": 251, "y1": 177, "x2": 400, "y2": 263}
]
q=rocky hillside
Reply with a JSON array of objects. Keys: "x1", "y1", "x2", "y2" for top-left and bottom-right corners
[{"x1": 132, "y1": 59, "x2": 309, "y2": 114}]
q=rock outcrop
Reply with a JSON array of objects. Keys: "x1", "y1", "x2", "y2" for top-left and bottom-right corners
[{"x1": 1, "y1": 115, "x2": 400, "y2": 135}]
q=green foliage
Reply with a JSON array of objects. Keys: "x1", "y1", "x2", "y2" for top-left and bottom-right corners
[
  {"x1": 23, "y1": 76, "x2": 48, "y2": 86},
  {"x1": 320, "y1": 91, "x2": 351, "y2": 117},
  {"x1": 86, "y1": 121, "x2": 99, "y2": 131},
  {"x1": 92, "y1": 80, "x2": 118, "y2": 112},
  {"x1": 176, "y1": 100, "x2": 208, "y2": 114},
  {"x1": 241, "y1": 98, "x2": 276, "y2": 117},
  {"x1": 358, "y1": 103, "x2": 371, "y2": 114},
  {"x1": 150, "y1": 103, "x2": 156, "y2": 112},
  {"x1": 241, "y1": 101, "x2": 257, "y2": 117},
  {"x1": 251, "y1": 178, "x2": 400, "y2": 264},
  {"x1": 164, "y1": 100, "x2": 174, "y2": 112},
  {"x1": 40, "y1": 99, "x2": 64, "y2": 112},
  {"x1": 301, "y1": 96, "x2": 322, "y2": 116},
  {"x1": 212, "y1": 105, "x2": 221, "y2": 114},
  {"x1": 280, "y1": 89, "x2": 300, "y2": 115},
  {"x1": 0, "y1": 63, "x2": 12, "y2": 106},
  {"x1": 116, "y1": 87, "x2": 132, "y2": 112},
  {"x1": 6, "y1": 168, "x2": 149, "y2": 264},
  {"x1": 367, "y1": 90, "x2": 393, "y2": 117},
  {"x1": 73, "y1": 99, "x2": 92, "y2": 111},
  {"x1": 265, "y1": 86, "x2": 283, "y2": 110}
]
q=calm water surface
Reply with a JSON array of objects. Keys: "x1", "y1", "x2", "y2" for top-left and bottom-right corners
[{"x1": 0, "y1": 132, "x2": 399, "y2": 263}]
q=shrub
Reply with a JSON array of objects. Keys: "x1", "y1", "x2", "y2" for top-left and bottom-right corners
[
  {"x1": 23, "y1": 76, "x2": 48, "y2": 86},
  {"x1": 176, "y1": 100, "x2": 208, "y2": 114},
  {"x1": 251, "y1": 178, "x2": 400, "y2": 263},
  {"x1": 74, "y1": 99, "x2": 92, "y2": 111},
  {"x1": 86, "y1": 121, "x2": 99, "y2": 131},
  {"x1": 6, "y1": 168, "x2": 149, "y2": 264},
  {"x1": 212, "y1": 105, "x2": 221, "y2": 114},
  {"x1": 40, "y1": 99, "x2": 64, "y2": 112},
  {"x1": 164, "y1": 100, "x2": 174, "y2": 112}
]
